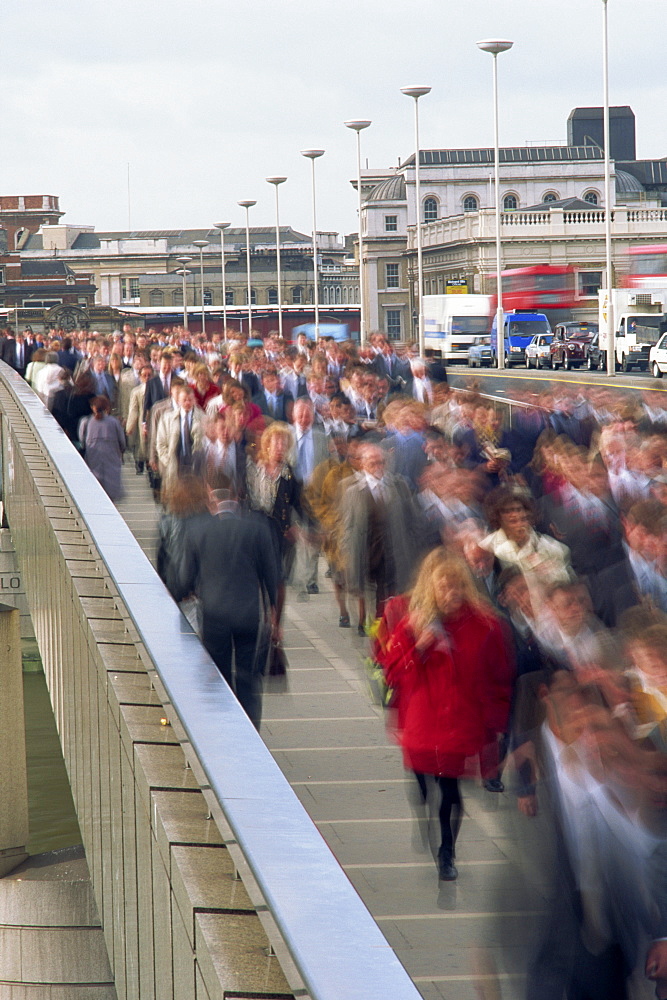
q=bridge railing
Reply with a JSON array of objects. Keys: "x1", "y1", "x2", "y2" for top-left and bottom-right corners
[{"x1": 0, "y1": 361, "x2": 421, "y2": 1000}]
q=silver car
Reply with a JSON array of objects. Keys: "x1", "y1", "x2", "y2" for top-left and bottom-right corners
[
  {"x1": 467, "y1": 335, "x2": 492, "y2": 368},
  {"x1": 525, "y1": 333, "x2": 553, "y2": 369}
]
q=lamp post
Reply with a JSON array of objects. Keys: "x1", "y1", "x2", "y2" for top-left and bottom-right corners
[
  {"x1": 344, "y1": 119, "x2": 371, "y2": 346},
  {"x1": 176, "y1": 255, "x2": 193, "y2": 330},
  {"x1": 266, "y1": 177, "x2": 287, "y2": 339},
  {"x1": 238, "y1": 200, "x2": 256, "y2": 334},
  {"x1": 192, "y1": 240, "x2": 209, "y2": 336},
  {"x1": 401, "y1": 87, "x2": 431, "y2": 357},
  {"x1": 300, "y1": 149, "x2": 325, "y2": 342},
  {"x1": 476, "y1": 39, "x2": 513, "y2": 371},
  {"x1": 212, "y1": 223, "x2": 230, "y2": 338},
  {"x1": 602, "y1": 0, "x2": 615, "y2": 377}
]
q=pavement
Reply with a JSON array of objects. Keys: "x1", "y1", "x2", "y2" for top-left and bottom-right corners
[{"x1": 115, "y1": 461, "x2": 545, "y2": 1000}]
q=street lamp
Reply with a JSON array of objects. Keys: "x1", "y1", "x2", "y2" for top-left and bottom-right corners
[
  {"x1": 266, "y1": 177, "x2": 287, "y2": 339},
  {"x1": 601, "y1": 0, "x2": 615, "y2": 377},
  {"x1": 300, "y1": 149, "x2": 325, "y2": 342},
  {"x1": 192, "y1": 240, "x2": 209, "y2": 336},
  {"x1": 344, "y1": 119, "x2": 371, "y2": 346},
  {"x1": 401, "y1": 87, "x2": 431, "y2": 356},
  {"x1": 212, "y1": 222, "x2": 230, "y2": 337},
  {"x1": 176, "y1": 255, "x2": 193, "y2": 331},
  {"x1": 476, "y1": 39, "x2": 513, "y2": 371},
  {"x1": 238, "y1": 200, "x2": 257, "y2": 334}
]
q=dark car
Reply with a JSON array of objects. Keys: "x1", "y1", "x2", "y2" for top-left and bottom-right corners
[
  {"x1": 584, "y1": 332, "x2": 602, "y2": 370},
  {"x1": 549, "y1": 321, "x2": 598, "y2": 370}
]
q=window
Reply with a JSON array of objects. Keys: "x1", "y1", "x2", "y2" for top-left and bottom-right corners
[
  {"x1": 173, "y1": 289, "x2": 183, "y2": 306},
  {"x1": 150, "y1": 289, "x2": 164, "y2": 307},
  {"x1": 386, "y1": 263, "x2": 400, "y2": 289},
  {"x1": 503, "y1": 194, "x2": 518, "y2": 211},
  {"x1": 244, "y1": 288, "x2": 257, "y2": 305},
  {"x1": 225, "y1": 290, "x2": 234, "y2": 305},
  {"x1": 386, "y1": 310, "x2": 401, "y2": 340},
  {"x1": 121, "y1": 277, "x2": 140, "y2": 300},
  {"x1": 203, "y1": 288, "x2": 213, "y2": 306},
  {"x1": 542, "y1": 192, "x2": 559, "y2": 203},
  {"x1": 384, "y1": 215, "x2": 398, "y2": 232},
  {"x1": 577, "y1": 270, "x2": 603, "y2": 298},
  {"x1": 343, "y1": 287, "x2": 348, "y2": 304},
  {"x1": 268, "y1": 287, "x2": 278, "y2": 305},
  {"x1": 0, "y1": 266, "x2": 4, "y2": 285},
  {"x1": 584, "y1": 191, "x2": 599, "y2": 205},
  {"x1": 292, "y1": 286, "x2": 303, "y2": 304},
  {"x1": 423, "y1": 197, "x2": 438, "y2": 223},
  {"x1": 463, "y1": 195, "x2": 479, "y2": 212},
  {"x1": 22, "y1": 298, "x2": 61, "y2": 308}
]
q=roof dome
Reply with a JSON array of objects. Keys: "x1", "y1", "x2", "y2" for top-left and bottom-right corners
[
  {"x1": 615, "y1": 169, "x2": 644, "y2": 194},
  {"x1": 366, "y1": 175, "x2": 406, "y2": 203}
]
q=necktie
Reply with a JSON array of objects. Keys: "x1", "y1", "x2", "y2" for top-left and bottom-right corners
[{"x1": 181, "y1": 415, "x2": 191, "y2": 458}]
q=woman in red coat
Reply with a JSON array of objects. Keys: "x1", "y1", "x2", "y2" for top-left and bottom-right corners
[{"x1": 382, "y1": 548, "x2": 514, "y2": 881}]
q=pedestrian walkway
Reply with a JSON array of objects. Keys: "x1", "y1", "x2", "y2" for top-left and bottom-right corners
[{"x1": 116, "y1": 461, "x2": 544, "y2": 1000}]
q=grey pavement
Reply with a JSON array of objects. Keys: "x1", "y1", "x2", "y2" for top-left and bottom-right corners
[{"x1": 116, "y1": 458, "x2": 543, "y2": 1000}]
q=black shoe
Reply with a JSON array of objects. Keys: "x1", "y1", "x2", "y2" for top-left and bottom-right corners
[
  {"x1": 306, "y1": 583, "x2": 319, "y2": 595},
  {"x1": 438, "y1": 859, "x2": 458, "y2": 881},
  {"x1": 135, "y1": 462, "x2": 145, "y2": 475},
  {"x1": 483, "y1": 778, "x2": 505, "y2": 793},
  {"x1": 325, "y1": 568, "x2": 332, "y2": 579},
  {"x1": 357, "y1": 624, "x2": 366, "y2": 637},
  {"x1": 338, "y1": 614, "x2": 350, "y2": 628}
]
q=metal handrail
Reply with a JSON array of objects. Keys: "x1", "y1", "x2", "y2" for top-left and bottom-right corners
[{"x1": 0, "y1": 361, "x2": 421, "y2": 1000}]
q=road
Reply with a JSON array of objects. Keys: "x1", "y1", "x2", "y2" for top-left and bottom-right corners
[{"x1": 447, "y1": 363, "x2": 667, "y2": 399}]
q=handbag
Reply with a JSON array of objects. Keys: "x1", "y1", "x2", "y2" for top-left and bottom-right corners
[{"x1": 268, "y1": 641, "x2": 288, "y2": 677}]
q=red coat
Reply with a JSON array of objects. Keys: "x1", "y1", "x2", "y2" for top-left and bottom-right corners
[{"x1": 381, "y1": 604, "x2": 514, "y2": 777}]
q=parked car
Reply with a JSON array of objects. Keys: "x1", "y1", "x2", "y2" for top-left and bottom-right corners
[
  {"x1": 467, "y1": 335, "x2": 493, "y2": 368},
  {"x1": 549, "y1": 321, "x2": 598, "y2": 370},
  {"x1": 525, "y1": 334, "x2": 553, "y2": 369},
  {"x1": 584, "y1": 332, "x2": 602, "y2": 370},
  {"x1": 650, "y1": 332, "x2": 667, "y2": 378}
]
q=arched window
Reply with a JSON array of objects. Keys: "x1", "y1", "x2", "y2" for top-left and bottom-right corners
[
  {"x1": 342, "y1": 287, "x2": 348, "y2": 304},
  {"x1": 244, "y1": 287, "x2": 257, "y2": 305},
  {"x1": 584, "y1": 191, "x2": 599, "y2": 205},
  {"x1": 150, "y1": 289, "x2": 164, "y2": 306},
  {"x1": 335, "y1": 287, "x2": 342, "y2": 304},
  {"x1": 172, "y1": 289, "x2": 183, "y2": 306},
  {"x1": 423, "y1": 197, "x2": 438, "y2": 223},
  {"x1": 15, "y1": 227, "x2": 27, "y2": 249},
  {"x1": 503, "y1": 194, "x2": 518, "y2": 211},
  {"x1": 322, "y1": 287, "x2": 329, "y2": 305},
  {"x1": 203, "y1": 288, "x2": 213, "y2": 306},
  {"x1": 268, "y1": 287, "x2": 278, "y2": 305},
  {"x1": 542, "y1": 192, "x2": 559, "y2": 204},
  {"x1": 292, "y1": 286, "x2": 303, "y2": 305},
  {"x1": 463, "y1": 195, "x2": 479, "y2": 213}
]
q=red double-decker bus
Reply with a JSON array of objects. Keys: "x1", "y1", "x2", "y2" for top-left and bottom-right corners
[
  {"x1": 490, "y1": 265, "x2": 577, "y2": 313},
  {"x1": 626, "y1": 245, "x2": 667, "y2": 291}
]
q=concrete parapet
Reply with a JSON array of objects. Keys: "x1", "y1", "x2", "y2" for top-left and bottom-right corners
[{"x1": 0, "y1": 845, "x2": 116, "y2": 997}]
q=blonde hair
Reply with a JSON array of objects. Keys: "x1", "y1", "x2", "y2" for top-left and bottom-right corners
[
  {"x1": 408, "y1": 548, "x2": 493, "y2": 634},
  {"x1": 258, "y1": 421, "x2": 293, "y2": 465}
]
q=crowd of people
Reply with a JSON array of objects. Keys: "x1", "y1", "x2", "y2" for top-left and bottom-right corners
[{"x1": 5, "y1": 318, "x2": 667, "y2": 998}]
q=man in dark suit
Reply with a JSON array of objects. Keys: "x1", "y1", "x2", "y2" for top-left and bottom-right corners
[
  {"x1": 179, "y1": 487, "x2": 278, "y2": 729},
  {"x1": 143, "y1": 351, "x2": 174, "y2": 422},
  {"x1": 56, "y1": 337, "x2": 81, "y2": 373},
  {"x1": 253, "y1": 369, "x2": 293, "y2": 422}
]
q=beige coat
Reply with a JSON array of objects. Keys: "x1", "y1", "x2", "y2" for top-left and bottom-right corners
[
  {"x1": 125, "y1": 382, "x2": 147, "y2": 459},
  {"x1": 155, "y1": 406, "x2": 206, "y2": 484}
]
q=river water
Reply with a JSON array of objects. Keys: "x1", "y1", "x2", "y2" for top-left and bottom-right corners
[{"x1": 23, "y1": 668, "x2": 81, "y2": 856}]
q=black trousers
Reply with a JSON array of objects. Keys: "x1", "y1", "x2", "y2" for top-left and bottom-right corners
[
  {"x1": 414, "y1": 772, "x2": 462, "y2": 860},
  {"x1": 202, "y1": 620, "x2": 263, "y2": 729}
]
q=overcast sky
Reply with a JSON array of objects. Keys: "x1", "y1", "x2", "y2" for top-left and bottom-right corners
[{"x1": 3, "y1": 0, "x2": 666, "y2": 240}]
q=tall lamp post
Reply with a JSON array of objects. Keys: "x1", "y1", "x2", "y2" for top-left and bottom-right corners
[
  {"x1": 238, "y1": 200, "x2": 257, "y2": 334},
  {"x1": 212, "y1": 222, "x2": 230, "y2": 337},
  {"x1": 602, "y1": 0, "x2": 615, "y2": 377},
  {"x1": 344, "y1": 119, "x2": 371, "y2": 346},
  {"x1": 300, "y1": 149, "x2": 325, "y2": 342},
  {"x1": 176, "y1": 255, "x2": 193, "y2": 331},
  {"x1": 401, "y1": 87, "x2": 431, "y2": 357},
  {"x1": 192, "y1": 239, "x2": 209, "y2": 336},
  {"x1": 476, "y1": 39, "x2": 513, "y2": 371},
  {"x1": 266, "y1": 177, "x2": 287, "y2": 339}
]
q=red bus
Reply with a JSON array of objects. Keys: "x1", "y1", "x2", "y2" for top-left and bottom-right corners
[
  {"x1": 626, "y1": 245, "x2": 667, "y2": 290},
  {"x1": 490, "y1": 265, "x2": 577, "y2": 313}
]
